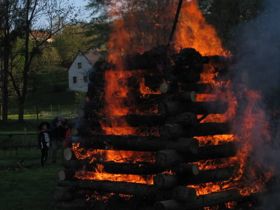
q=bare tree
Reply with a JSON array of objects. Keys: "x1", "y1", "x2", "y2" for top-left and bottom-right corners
[{"x1": 9, "y1": 0, "x2": 76, "y2": 121}]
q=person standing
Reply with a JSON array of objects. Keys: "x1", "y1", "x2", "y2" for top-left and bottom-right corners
[
  {"x1": 50, "y1": 117, "x2": 65, "y2": 163},
  {"x1": 63, "y1": 119, "x2": 72, "y2": 148},
  {"x1": 38, "y1": 122, "x2": 51, "y2": 167}
]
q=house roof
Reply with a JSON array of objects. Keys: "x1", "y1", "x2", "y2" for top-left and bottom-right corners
[
  {"x1": 68, "y1": 49, "x2": 101, "y2": 71},
  {"x1": 84, "y1": 49, "x2": 101, "y2": 65}
]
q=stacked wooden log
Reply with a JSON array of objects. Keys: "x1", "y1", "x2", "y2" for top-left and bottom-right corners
[{"x1": 54, "y1": 47, "x2": 247, "y2": 210}]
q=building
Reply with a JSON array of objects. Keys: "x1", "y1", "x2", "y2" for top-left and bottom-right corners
[{"x1": 68, "y1": 50, "x2": 100, "y2": 92}]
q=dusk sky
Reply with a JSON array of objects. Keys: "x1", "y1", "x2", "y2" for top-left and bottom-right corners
[{"x1": 37, "y1": 0, "x2": 91, "y2": 27}]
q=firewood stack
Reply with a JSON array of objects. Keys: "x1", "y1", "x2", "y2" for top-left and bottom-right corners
[{"x1": 54, "y1": 47, "x2": 252, "y2": 210}]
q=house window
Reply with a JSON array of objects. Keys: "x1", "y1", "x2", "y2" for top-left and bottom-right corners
[
  {"x1": 83, "y1": 76, "x2": 88, "y2": 83},
  {"x1": 77, "y1": 62, "x2": 82, "y2": 69},
  {"x1": 73, "y1": 76, "x2": 77, "y2": 84}
]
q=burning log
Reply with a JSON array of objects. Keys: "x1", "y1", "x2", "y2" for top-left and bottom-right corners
[
  {"x1": 54, "y1": 186, "x2": 75, "y2": 202},
  {"x1": 58, "y1": 169, "x2": 76, "y2": 181},
  {"x1": 78, "y1": 136, "x2": 199, "y2": 153},
  {"x1": 124, "y1": 46, "x2": 169, "y2": 70},
  {"x1": 123, "y1": 112, "x2": 197, "y2": 127},
  {"x1": 159, "y1": 100, "x2": 228, "y2": 116},
  {"x1": 160, "y1": 122, "x2": 231, "y2": 138},
  {"x1": 154, "y1": 167, "x2": 235, "y2": 189},
  {"x1": 58, "y1": 180, "x2": 171, "y2": 198},
  {"x1": 55, "y1": 199, "x2": 87, "y2": 209},
  {"x1": 156, "y1": 143, "x2": 236, "y2": 167},
  {"x1": 159, "y1": 81, "x2": 213, "y2": 94},
  {"x1": 63, "y1": 161, "x2": 165, "y2": 175},
  {"x1": 64, "y1": 148, "x2": 77, "y2": 161},
  {"x1": 172, "y1": 186, "x2": 197, "y2": 202},
  {"x1": 154, "y1": 190, "x2": 243, "y2": 210}
]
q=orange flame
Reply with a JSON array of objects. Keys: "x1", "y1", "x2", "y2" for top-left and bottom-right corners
[{"x1": 174, "y1": 0, "x2": 229, "y2": 56}]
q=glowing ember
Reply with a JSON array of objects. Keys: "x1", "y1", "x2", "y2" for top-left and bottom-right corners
[
  {"x1": 72, "y1": 143, "x2": 155, "y2": 164},
  {"x1": 195, "y1": 135, "x2": 235, "y2": 146},
  {"x1": 139, "y1": 78, "x2": 161, "y2": 95},
  {"x1": 75, "y1": 170, "x2": 153, "y2": 185}
]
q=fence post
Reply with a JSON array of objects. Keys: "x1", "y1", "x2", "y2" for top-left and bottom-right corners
[{"x1": 36, "y1": 105, "x2": 39, "y2": 121}]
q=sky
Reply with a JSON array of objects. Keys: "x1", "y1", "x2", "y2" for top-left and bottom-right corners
[
  {"x1": 36, "y1": 0, "x2": 91, "y2": 28},
  {"x1": 72, "y1": 0, "x2": 91, "y2": 21}
]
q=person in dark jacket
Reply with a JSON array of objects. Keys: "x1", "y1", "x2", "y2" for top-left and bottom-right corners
[
  {"x1": 38, "y1": 122, "x2": 51, "y2": 167},
  {"x1": 50, "y1": 117, "x2": 65, "y2": 163}
]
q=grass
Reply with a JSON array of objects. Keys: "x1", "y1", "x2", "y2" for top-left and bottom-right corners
[
  {"x1": 0, "y1": 65, "x2": 82, "y2": 209},
  {"x1": 0, "y1": 165, "x2": 60, "y2": 210},
  {"x1": 0, "y1": 144, "x2": 63, "y2": 210}
]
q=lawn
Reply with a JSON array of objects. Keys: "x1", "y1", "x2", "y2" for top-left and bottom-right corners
[
  {"x1": 0, "y1": 146, "x2": 64, "y2": 210},
  {"x1": 0, "y1": 132, "x2": 64, "y2": 210},
  {"x1": 0, "y1": 165, "x2": 61, "y2": 210},
  {"x1": 0, "y1": 65, "x2": 82, "y2": 209}
]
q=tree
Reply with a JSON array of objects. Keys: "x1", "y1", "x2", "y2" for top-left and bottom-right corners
[
  {"x1": 53, "y1": 24, "x2": 91, "y2": 66},
  {"x1": 201, "y1": 0, "x2": 264, "y2": 49},
  {"x1": 8, "y1": 0, "x2": 76, "y2": 121},
  {"x1": 0, "y1": 0, "x2": 23, "y2": 121}
]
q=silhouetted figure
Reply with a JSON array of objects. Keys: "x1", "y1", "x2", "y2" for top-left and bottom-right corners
[{"x1": 38, "y1": 122, "x2": 51, "y2": 167}]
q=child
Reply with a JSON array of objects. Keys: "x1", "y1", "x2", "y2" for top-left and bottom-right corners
[
  {"x1": 63, "y1": 120, "x2": 72, "y2": 148},
  {"x1": 38, "y1": 122, "x2": 51, "y2": 167}
]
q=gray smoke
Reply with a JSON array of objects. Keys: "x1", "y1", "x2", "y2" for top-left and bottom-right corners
[{"x1": 233, "y1": 0, "x2": 280, "y2": 209}]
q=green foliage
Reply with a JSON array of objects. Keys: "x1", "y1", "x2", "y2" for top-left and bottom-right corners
[
  {"x1": 202, "y1": 0, "x2": 264, "y2": 48},
  {"x1": 53, "y1": 24, "x2": 92, "y2": 66}
]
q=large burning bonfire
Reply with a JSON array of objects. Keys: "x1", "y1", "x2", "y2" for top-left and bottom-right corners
[{"x1": 56, "y1": 1, "x2": 275, "y2": 209}]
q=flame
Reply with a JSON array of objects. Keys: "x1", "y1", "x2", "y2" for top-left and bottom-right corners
[
  {"x1": 72, "y1": 143, "x2": 155, "y2": 164},
  {"x1": 195, "y1": 135, "x2": 235, "y2": 146},
  {"x1": 225, "y1": 201, "x2": 237, "y2": 209},
  {"x1": 174, "y1": 0, "x2": 229, "y2": 56},
  {"x1": 139, "y1": 78, "x2": 161, "y2": 95},
  {"x1": 75, "y1": 164, "x2": 154, "y2": 185},
  {"x1": 73, "y1": 0, "x2": 273, "y2": 204}
]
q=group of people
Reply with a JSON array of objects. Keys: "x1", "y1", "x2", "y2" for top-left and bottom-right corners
[{"x1": 38, "y1": 117, "x2": 72, "y2": 167}]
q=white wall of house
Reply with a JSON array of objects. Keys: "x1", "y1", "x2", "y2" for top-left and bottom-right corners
[{"x1": 68, "y1": 53, "x2": 93, "y2": 92}]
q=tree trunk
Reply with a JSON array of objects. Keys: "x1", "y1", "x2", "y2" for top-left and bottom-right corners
[
  {"x1": 1, "y1": 6, "x2": 10, "y2": 122},
  {"x1": 18, "y1": 97, "x2": 25, "y2": 122},
  {"x1": 18, "y1": 0, "x2": 31, "y2": 122}
]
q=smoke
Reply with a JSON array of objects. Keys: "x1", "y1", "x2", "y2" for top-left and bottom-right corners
[
  {"x1": 233, "y1": 0, "x2": 280, "y2": 209},
  {"x1": 234, "y1": 0, "x2": 280, "y2": 96}
]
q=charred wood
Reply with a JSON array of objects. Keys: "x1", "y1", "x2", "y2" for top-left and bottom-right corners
[
  {"x1": 160, "y1": 122, "x2": 231, "y2": 138},
  {"x1": 156, "y1": 143, "x2": 236, "y2": 167},
  {"x1": 58, "y1": 180, "x2": 172, "y2": 199},
  {"x1": 78, "y1": 136, "x2": 199, "y2": 153},
  {"x1": 159, "y1": 100, "x2": 228, "y2": 116},
  {"x1": 154, "y1": 190, "x2": 243, "y2": 210},
  {"x1": 154, "y1": 167, "x2": 235, "y2": 189},
  {"x1": 63, "y1": 161, "x2": 165, "y2": 175}
]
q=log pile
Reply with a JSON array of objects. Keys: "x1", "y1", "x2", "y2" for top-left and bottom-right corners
[{"x1": 54, "y1": 47, "x2": 249, "y2": 210}]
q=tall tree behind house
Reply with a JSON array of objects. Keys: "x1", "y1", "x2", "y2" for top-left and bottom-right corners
[
  {"x1": 8, "y1": 0, "x2": 76, "y2": 121},
  {"x1": 0, "y1": 0, "x2": 23, "y2": 121}
]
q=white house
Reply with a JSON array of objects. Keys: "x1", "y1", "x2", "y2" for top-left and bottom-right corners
[{"x1": 68, "y1": 50, "x2": 100, "y2": 92}]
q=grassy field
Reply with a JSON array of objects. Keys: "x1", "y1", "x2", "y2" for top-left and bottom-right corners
[
  {"x1": 0, "y1": 65, "x2": 82, "y2": 209},
  {"x1": 0, "y1": 145, "x2": 63, "y2": 210},
  {"x1": 0, "y1": 165, "x2": 60, "y2": 210}
]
